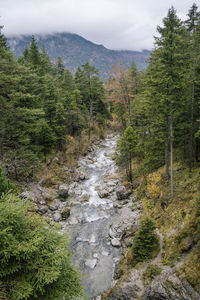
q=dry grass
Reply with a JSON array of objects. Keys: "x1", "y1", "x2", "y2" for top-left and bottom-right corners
[{"x1": 35, "y1": 124, "x2": 104, "y2": 187}]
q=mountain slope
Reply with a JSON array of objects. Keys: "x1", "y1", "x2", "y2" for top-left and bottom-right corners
[{"x1": 7, "y1": 32, "x2": 150, "y2": 78}]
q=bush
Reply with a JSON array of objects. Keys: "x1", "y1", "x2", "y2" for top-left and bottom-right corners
[
  {"x1": 0, "y1": 193, "x2": 85, "y2": 300},
  {"x1": 143, "y1": 264, "x2": 162, "y2": 282},
  {"x1": 131, "y1": 216, "x2": 159, "y2": 266},
  {"x1": 0, "y1": 166, "x2": 16, "y2": 196}
]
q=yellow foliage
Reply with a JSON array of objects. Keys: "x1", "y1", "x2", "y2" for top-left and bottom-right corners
[
  {"x1": 66, "y1": 135, "x2": 75, "y2": 144},
  {"x1": 146, "y1": 172, "x2": 162, "y2": 198}
]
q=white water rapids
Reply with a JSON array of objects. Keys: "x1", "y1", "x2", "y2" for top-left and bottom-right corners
[{"x1": 61, "y1": 135, "x2": 122, "y2": 298}]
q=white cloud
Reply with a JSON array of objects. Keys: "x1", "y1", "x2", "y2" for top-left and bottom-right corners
[{"x1": 0, "y1": 0, "x2": 197, "y2": 50}]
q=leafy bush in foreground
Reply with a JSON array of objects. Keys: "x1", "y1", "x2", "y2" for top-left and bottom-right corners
[{"x1": 0, "y1": 192, "x2": 85, "y2": 300}]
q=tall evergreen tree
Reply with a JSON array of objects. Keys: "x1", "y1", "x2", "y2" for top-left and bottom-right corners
[
  {"x1": 143, "y1": 7, "x2": 188, "y2": 195},
  {"x1": 28, "y1": 35, "x2": 41, "y2": 68}
]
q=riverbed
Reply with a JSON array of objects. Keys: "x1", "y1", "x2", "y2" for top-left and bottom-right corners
[{"x1": 61, "y1": 135, "x2": 122, "y2": 298}]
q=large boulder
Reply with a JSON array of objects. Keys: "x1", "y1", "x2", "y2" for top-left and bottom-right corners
[
  {"x1": 49, "y1": 199, "x2": 62, "y2": 211},
  {"x1": 19, "y1": 191, "x2": 35, "y2": 202},
  {"x1": 38, "y1": 205, "x2": 48, "y2": 214},
  {"x1": 98, "y1": 189, "x2": 110, "y2": 198},
  {"x1": 116, "y1": 186, "x2": 131, "y2": 200},
  {"x1": 58, "y1": 184, "x2": 69, "y2": 198},
  {"x1": 144, "y1": 271, "x2": 200, "y2": 300},
  {"x1": 61, "y1": 207, "x2": 70, "y2": 220},
  {"x1": 111, "y1": 238, "x2": 121, "y2": 247},
  {"x1": 53, "y1": 212, "x2": 62, "y2": 222}
]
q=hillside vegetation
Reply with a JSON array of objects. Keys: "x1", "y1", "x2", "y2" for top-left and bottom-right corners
[
  {"x1": 7, "y1": 32, "x2": 150, "y2": 79},
  {"x1": 105, "y1": 3, "x2": 200, "y2": 298}
]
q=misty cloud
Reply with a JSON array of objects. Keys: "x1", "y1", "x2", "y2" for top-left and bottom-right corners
[{"x1": 1, "y1": 0, "x2": 197, "y2": 50}]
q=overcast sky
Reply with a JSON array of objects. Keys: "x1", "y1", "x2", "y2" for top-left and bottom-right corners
[{"x1": 0, "y1": 0, "x2": 197, "y2": 51}]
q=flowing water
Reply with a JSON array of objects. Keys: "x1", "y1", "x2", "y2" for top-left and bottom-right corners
[{"x1": 61, "y1": 135, "x2": 121, "y2": 298}]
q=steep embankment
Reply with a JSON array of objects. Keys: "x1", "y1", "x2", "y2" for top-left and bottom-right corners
[{"x1": 104, "y1": 163, "x2": 200, "y2": 300}]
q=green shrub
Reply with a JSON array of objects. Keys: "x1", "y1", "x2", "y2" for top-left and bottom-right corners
[
  {"x1": 131, "y1": 216, "x2": 159, "y2": 266},
  {"x1": 0, "y1": 166, "x2": 16, "y2": 196},
  {"x1": 143, "y1": 264, "x2": 162, "y2": 282},
  {"x1": 0, "y1": 193, "x2": 85, "y2": 300}
]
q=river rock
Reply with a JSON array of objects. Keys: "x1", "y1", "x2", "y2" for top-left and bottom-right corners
[
  {"x1": 98, "y1": 189, "x2": 110, "y2": 198},
  {"x1": 49, "y1": 199, "x2": 62, "y2": 211},
  {"x1": 38, "y1": 198, "x2": 46, "y2": 205},
  {"x1": 61, "y1": 207, "x2": 70, "y2": 220},
  {"x1": 19, "y1": 191, "x2": 35, "y2": 202},
  {"x1": 53, "y1": 212, "x2": 62, "y2": 222},
  {"x1": 42, "y1": 190, "x2": 56, "y2": 202},
  {"x1": 58, "y1": 184, "x2": 69, "y2": 198},
  {"x1": 85, "y1": 259, "x2": 97, "y2": 269},
  {"x1": 75, "y1": 171, "x2": 86, "y2": 181},
  {"x1": 102, "y1": 250, "x2": 109, "y2": 256},
  {"x1": 79, "y1": 193, "x2": 89, "y2": 202},
  {"x1": 144, "y1": 271, "x2": 200, "y2": 300},
  {"x1": 68, "y1": 217, "x2": 79, "y2": 225},
  {"x1": 116, "y1": 186, "x2": 131, "y2": 200},
  {"x1": 123, "y1": 237, "x2": 133, "y2": 247},
  {"x1": 38, "y1": 205, "x2": 48, "y2": 214},
  {"x1": 111, "y1": 238, "x2": 121, "y2": 247}
]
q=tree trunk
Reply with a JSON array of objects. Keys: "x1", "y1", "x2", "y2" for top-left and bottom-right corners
[
  {"x1": 165, "y1": 116, "x2": 170, "y2": 180},
  {"x1": 189, "y1": 82, "x2": 195, "y2": 171},
  {"x1": 129, "y1": 156, "x2": 133, "y2": 182},
  {"x1": 170, "y1": 116, "x2": 174, "y2": 197}
]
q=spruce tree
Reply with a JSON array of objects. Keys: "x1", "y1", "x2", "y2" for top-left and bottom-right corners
[{"x1": 143, "y1": 7, "x2": 188, "y2": 195}]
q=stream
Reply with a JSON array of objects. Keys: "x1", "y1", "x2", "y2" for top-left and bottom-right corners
[{"x1": 61, "y1": 135, "x2": 122, "y2": 298}]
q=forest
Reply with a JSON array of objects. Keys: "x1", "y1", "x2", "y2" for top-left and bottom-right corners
[{"x1": 1, "y1": 3, "x2": 200, "y2": 299}]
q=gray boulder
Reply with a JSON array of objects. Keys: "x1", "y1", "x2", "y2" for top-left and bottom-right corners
[
  {"x1": 116, "y1": 186, "x2": 131, "y2": 200},
  {"x1": 49, "y1": 199, "x2": 62, "y2": 211},
  {"x1": 58, "y1": 184, "x2": 69, "y2": 198},
  {"x1": 38, "y1": 205, "x2": 48, "y2": 214},
  {"x1": 144, "y1": 271, "x2": 200, "y2": 300},
  {"x1": 61, "y1": 207, "x2": 70, "y2": 220},
  {"x1": 111, "y1": 238, "x2": 121, "y2": 247},
  {"x1": 98, "y1": 189, "x2": 110, "y2": 198},
  {"x1": 53, "y1": 212, "x2": 62, "y2": 222},
  {"x1": 19, "y1": 191, "x2": 35, "y2": 202}
]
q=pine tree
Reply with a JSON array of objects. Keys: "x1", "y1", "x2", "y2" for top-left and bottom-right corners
[
  {"x1": 132, "y1": 216, "x2": 159, "y2": 266},
  {"x1": 184, "y1": 4, "x2": 200, "y2": 169},
  {"x1": 56, "y1": 56, "x2": 65, "y2": 79},
  {"x1": 143, "y1": 7, "x2": 188, "y2": 195},
  {"x1": 117, "y1": 126, "x2": 137, "y2": 182},
  {"x1": 28, "y1": 35, "x2": 41, "y2": 68}
]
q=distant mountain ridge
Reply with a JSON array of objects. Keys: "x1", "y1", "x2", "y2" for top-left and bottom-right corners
[{"x1": 7, "y1": 32, "x2": 150, "y2": 79}]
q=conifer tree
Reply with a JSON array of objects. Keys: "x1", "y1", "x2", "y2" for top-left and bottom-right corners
[
  {"x1": 117, "y1": 126, "x2": 137, "y2": 182},
  {"x1": 143, "y1": 7, "x2": 188, "y2": 195},
  {"x1": 28, "y1": 35, "x2": 41, "y2": 68}
]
